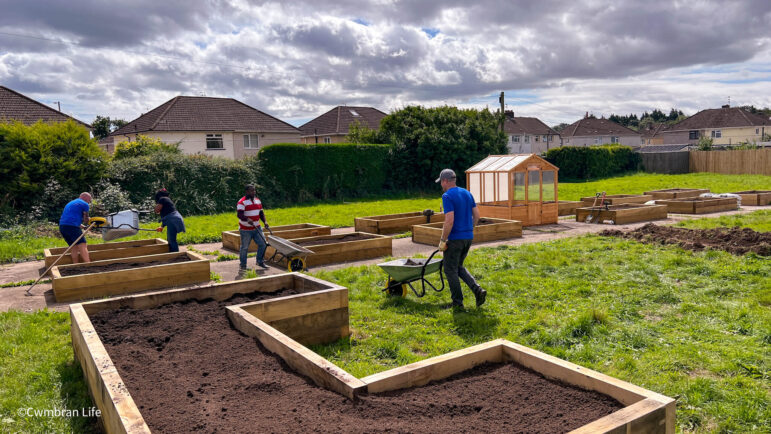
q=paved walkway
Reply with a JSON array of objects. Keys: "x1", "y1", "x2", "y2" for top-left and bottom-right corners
[{"x1": 0, "y1": 206, "x2": 764, "y2": 313}]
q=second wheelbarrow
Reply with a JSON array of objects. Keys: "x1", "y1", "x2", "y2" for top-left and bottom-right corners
[{"x1": 378, "y1": 249, "x2": 445, "y2": 297}]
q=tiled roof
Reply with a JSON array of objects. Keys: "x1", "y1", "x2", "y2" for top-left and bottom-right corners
[
  {"x1": 111, "y1": 96, "x2": 299, "y2": 136},
  {"x1": 299, "y1": 106, "x2": 386, "y2": 136},
  {"x1": 638, "y1": 122, "x2": 667, "y2": 138},
  {"x1": 503, "y1": 116, "x2": 558, "y2": 136},
  {"x1": 560, "y1": 117, "x2": 641, "y2": 137},
  {"x1": 667, "y1": 106, "x2": 771, "y2": 131},
  {"x1": 637, "y1": 144, "x2": 689, "y2": 153},
  {"x1": 0, "y1": 86, "x2": 91, "y2": 128}
]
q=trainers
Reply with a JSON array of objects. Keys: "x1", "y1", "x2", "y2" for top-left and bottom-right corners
[
  {"x1": 257, "y1": 262, "x2": 268, "y2": 269},
  {"x1": 474, "y1": 288, "x2": 487, "y2": 307}
]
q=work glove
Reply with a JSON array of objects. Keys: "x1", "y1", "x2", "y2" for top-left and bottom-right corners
[
  {"x1": 438, "y1": 240, "x2": 448, "y2": 251},
  {"x1": 155, "y1": 227, "x2": 163, "y2": 232}
]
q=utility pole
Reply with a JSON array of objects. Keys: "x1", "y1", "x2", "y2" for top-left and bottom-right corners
[{"x1": 499, "y1": 92, "x2": 505, "y2": 133}]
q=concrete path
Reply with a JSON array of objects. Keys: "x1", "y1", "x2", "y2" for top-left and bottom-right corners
[{"x1": 1, "y1": 206, "x2": 764, "y2": 313}]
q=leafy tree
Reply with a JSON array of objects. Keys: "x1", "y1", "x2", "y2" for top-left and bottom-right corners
[
  {"x1": 91, "y1": 115, "x2": 128, "y2": 139},
  {"x1": 551, "y1": 123, "x2": 569, "y2": 132},
  {"x1": 377, "y1": 106, "x2": 507, "y2": 189},
  {"x1": 113, "y1": 135, "x2": 181, "y2": 159},
  {"x1": 697, "y1": 136, "x2": 714, "y2": 151},
  {"x1": 345, "y1": 120, "x2": 384, "y2": 144}
]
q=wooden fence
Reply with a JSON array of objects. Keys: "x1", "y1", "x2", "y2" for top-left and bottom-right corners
[
  {"x1": 689, "y1": 148, "x2": 771, "y2": 176},
  {"x1": 641, "y1": 151, "x2": 689, "y2": 174}
]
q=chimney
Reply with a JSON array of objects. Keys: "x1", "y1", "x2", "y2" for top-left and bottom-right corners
[
  {"x1": 504, "y1": 110, "x2": 514, "y2": 119},
  {"x1": 584, "y1": 111, "x2": 589, "y2": 118}
]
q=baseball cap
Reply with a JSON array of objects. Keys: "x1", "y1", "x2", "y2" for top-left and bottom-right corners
[{"x1": 435, "y1": 168, "x2": 456, "y2": 183}]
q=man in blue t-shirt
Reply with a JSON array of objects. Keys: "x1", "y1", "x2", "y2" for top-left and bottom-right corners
[
  {"x1": 436, "y1": 169, "x2": 486, "y2": 310},
  {"x1": 58, "y1": 193, "x2": 92, "y2": 264}
]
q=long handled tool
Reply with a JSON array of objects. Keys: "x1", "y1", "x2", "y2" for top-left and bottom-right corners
[
  {"x1": 25, "y1": 218, "x2": 105, "y2": 296},
  {"x1": 587, "y1": 191, "x2": 607, "y2": 223}
]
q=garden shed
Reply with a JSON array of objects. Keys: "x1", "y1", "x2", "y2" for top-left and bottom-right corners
[{"x1": 466, "y1": 154, "x2": 559, "y2": 226}]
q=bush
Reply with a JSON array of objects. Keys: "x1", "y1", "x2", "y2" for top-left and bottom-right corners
[
  {"x1": 113, "y1": 135, "x2": 181, "y2": 159},
  {"x1": 257, "y1": 143, "x2": 391, "y2": 203},
  {"x1": 377, "y1": 106, "x2": 507, "y2": 189},
  {"x1": 697, "y1": 136, "x2": 713, "y2": 151},
  {"x1": 0, "y1": 120, "x2": 107, "y2": 222},
  {"x1": 105, "y1": 153, "x2": 257, "y2": 216},
  {"x1": 544, "y1": 145, "x2": 641, "y2": 180}
]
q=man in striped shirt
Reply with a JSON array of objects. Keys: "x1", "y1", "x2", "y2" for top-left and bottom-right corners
[{"x1": 237, "y1": 185, "x2": 270, "y2": 270}]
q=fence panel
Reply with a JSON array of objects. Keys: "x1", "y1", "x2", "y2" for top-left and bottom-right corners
[
  {"x1": 640, "y1": 151, "x2": 690, "y2": 174},
  {"x1": 689, "y1": 148, "x2": 771, "y2": 175}
]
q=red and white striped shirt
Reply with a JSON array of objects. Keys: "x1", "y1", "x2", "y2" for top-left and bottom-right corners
[{"x1": 237, "y1": 196, "x2": 263, "y2": 230}]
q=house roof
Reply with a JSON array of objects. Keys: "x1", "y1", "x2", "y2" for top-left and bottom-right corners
[
  {"x1": 299, "y1": 106, "x2": 386, "y2": 137},
  {"x1": 667, "y1": 106, "x2": 771, "y2": 131},
  {"x1": 638, "y1": 122, "x2": 667, "y2": 138},
  {"x1": 560, "y1": 117, "x2": 640, "y2": 137},
  {"x1": 503, "y1": 115, "x2": 558, "y2": 136},
  {"x1": 0, "y1": 85, "x2": 91, "y2": 128},
  {"x1": 111, "y1": 96, "x2": 299, "y2": 136},
  {"x1": 637, "y1": 144, "x2": 690, "y2": 153}
]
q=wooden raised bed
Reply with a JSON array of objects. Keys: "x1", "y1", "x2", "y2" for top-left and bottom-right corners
[
  {"x1": 354, "y1": 211, "x2": 444, "y2": 234},
  {"x1": 51, "y1": 251, "x2": 209, "y2": 302},
  {"x1": 43, "y1": 238, "x2": 169, "y2": 269},
  {"x1": 559, "y1": 201, "x2": 583, "y2": 216},
  {"x1": 265, "y1": 232, "x2": 392, "y2": 267},
  {"x1": 732, "y1": 190, "x2": 771, "y2": 206},
  {"x1": 576, "y1": 204, "x2": 668, "y2": 225},
  {"x1": 655, "y1": 197, "x2": 738, "y2": 214},
  {"x1": 643, "y1": 188, "x2": 710, "y2": 200},
  {"x1": 580, "y1": 194, "x2": 653, "y2": 206},
  {"x1": 412, "y1": 218, "x2": 522, "y2": 245},
  {"x1": 70, "y1": 273, "x2": 345, "y2": 434},
  {"x1": 222, "y1": 223, "x2": 331, "y2": 252}
]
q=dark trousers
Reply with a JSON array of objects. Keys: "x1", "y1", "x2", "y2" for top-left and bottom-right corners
[
  {"x1": 442, "y1": 239, "x2": 480, "y2": 306},
  {"x1": 166, "y1": 224, "x2": 179, "y2": 252}
]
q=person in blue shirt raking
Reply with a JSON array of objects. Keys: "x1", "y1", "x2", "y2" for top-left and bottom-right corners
[
  {"x1": 436, "y1": 169, "x2": 487, "y2": 311},
  {"x1": 58, "y1": 193, "x2": 93, "y2": 264}
]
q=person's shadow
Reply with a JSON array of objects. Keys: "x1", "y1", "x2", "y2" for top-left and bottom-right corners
[{"x1": 450, "y1": 307, "x2": 500, "y2": 341}]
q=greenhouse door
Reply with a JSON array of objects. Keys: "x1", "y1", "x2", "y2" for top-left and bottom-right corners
[{"x1": 526, "y1": 169, "x2": 542, "y2": 225}]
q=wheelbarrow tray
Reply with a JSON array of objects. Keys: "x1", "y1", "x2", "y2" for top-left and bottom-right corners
[
  {"x1": 268, "y1": 235, "x2": 315, "y2": 257},
  {"x1": 378, "y1": 258, "x2": 442, "y2": 282}
]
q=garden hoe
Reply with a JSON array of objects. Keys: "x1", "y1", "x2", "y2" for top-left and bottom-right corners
[{"x1": 25, "y1": 217, "x2": 107, "y2": 296}]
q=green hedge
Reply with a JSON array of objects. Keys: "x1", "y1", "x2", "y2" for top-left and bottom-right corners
[
  {"x1": 257, "y1": 143, "x2": 391, "y2": 203},
  {"x1": 544, "y1": 145, "x2": 641, "y2": 180}
]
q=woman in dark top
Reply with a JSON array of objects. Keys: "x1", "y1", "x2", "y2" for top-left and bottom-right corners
[{"x1": 154, "y1": 189, "x2": 186, "y2": 252}]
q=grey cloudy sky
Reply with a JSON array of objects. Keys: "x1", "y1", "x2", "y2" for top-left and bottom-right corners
[{"x1": 1, "y1": 0, "x2": 770, "y2": 126}]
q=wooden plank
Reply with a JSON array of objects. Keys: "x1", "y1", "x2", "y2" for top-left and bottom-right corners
[
  {"x1": 732, "y1": 190, "x2": 771, "y2": 206},
  {"x1": 580, "y1": 194, "x2": 654, "y2": 206},
  {"x1": 558, "y1": 201, "x2": 583, "y2": 216},
  {"x1": 569, "y1": 398, "x2": 670, "y2": 434},
  {"x1": 222, "y1": 224, "x2": 332, "y2": 252},
  {"x1": 227, "y1": 306, "x2": 365, "y2": 399},
  {"x1": 690, "y1": 148, "x2": 771, "y2": 176},
  {"x1": 643, "y1": 188, "x2": 710, "y2": 200},
  {"x1": 412, "y1": 218, "x2": 522, "y2": 245},
  {"x1": 242, "y1": 288, "x2": 347, "y2": 322},
  {"x1": 577, "y1": 204, "x2": 668, "y2": 225}
]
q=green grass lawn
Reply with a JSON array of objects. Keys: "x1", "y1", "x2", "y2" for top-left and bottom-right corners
[
  {"x1": 0, "y1": 211, "x2": 768, "y2": 432},
  {"x1": 675, "y1": 210, "x2": 771, "y2": 233},
  {"x1": 1, "y1": 172, "x2": 769, "y2": 264}
]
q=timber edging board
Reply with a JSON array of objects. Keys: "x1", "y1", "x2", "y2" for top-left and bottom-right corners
[
  {"x1": 580, "y1": 194, "x2": 654, "y2": 206},
  {"x1": 411, "y1": 218, "x2": 522, "y2": 245},
  {"x1": 70, "y1": 273, "x2": 344, "y2": 434},
  {"x1": 654, "y1": 197, "x2": 738, "y2": 214},
  {"x1": 576, "y1": 204, "x2": 668, "y2": 225},
  {"x1": 265, "y1": 232, "x2": 392, "y2": 267},
  {"x1": 731, "y1": 190, "x2": 771, "y2": 206},
  {"x1": 222, "y1": 223, "x2": 331, "y2": 252},
  {"x1": 51, "y1": 251, "x2": 210, "y2": 302},
  {"x1": 558, "y1": 201, "x2": 583, "y2": 216},
  {"x1": 44, "y1": 238, "x2": 169, "y2": 270},
  {"x1": 354, "y1": 211, "x2": 444, "y2": 234},
  {"x1": 643, "y1": 189, "x2": 710, "y2": 200}
]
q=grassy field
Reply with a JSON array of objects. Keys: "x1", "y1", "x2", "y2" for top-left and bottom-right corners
[
  {"x1": 0, "y1": 211, "x2": 768, "y2": 432},
  {"x1": 1, "y1": 172, "x2": 769, "y2": 265},
  {"x1": 675, "y1": 209, "x2": 771, "y2": 232}
]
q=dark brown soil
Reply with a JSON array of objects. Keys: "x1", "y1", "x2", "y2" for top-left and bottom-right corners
[
  {"x1": 601, "y1": 223, "x2": 771, "y2": 256},
  {"x1": 477, "y1": 218, "x2": 497, "y2": 225},
  {"x1": 295, "y1": 233, "x2": 377, "y2": 246},
  {"x1": 58, "y1": 255, "x2": 191, "y2": 276},
  {"x1": 90, "y1": 290, "x2": 624, "y2": 433}
]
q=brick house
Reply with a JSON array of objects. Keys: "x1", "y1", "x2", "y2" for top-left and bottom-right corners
[
  {"x1": 656, "y1": 105, "x2": 770, "y2": 145},
  {"x1": 559, "y1": 116, "x2": 641, "y2": 147},
  {"x1": 503, "y1": 110, "x2": 560, "y2": 154}
]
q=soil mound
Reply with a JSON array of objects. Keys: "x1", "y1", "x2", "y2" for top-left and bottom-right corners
[{"x1": 600, "y1": 223, "x2": 770, "y2": 256}]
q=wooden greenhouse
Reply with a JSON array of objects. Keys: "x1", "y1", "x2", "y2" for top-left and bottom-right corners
[{"x1": 466, "y1": 154, "x2": 559, "y2": 226}]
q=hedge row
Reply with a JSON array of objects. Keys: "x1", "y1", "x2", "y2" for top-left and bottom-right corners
[{"x1": 544, "y1": 145, "x2": 641, "y2": 180}]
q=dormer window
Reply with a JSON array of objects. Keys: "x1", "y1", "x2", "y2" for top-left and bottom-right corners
[{"x1": 349, "y1": 109, "x2": 360, "y2": 117}]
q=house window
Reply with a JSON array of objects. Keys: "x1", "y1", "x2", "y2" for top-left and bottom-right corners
[
  {"x1": 711, "y1": 130, "x2": 722, "y2": 138},
  {"x1": 513, "y1": 135, "x2": 520, "y2": 143},
  {"x1": 323, "y1": 136, "x2": 331, "y2": 144},
  {"x1": 243, "y1": 134, "x2": 259, "y2": 149},
  {"x1": 524, "y1": 135, "x2": 530, "y2": 143},
  {"x1": 689, "y1": 130, "x2": 699, "y2": 140},
  {"x1": 349, "y1": 109, "x2": 360, "y2": 117},
  {"x1": 543, "y1": 135, "x2": 548, "y2": 142},
  {"x1": 610, "y1": 136, "x2": 619, "y2": 143},
  {"x1": 756, "y1": 128, "x2": 760, "y2": 134},
  {"x1": 594, "y1": 137, "x2": 601, "y2": 144},
  {"x1": 206, "y1": 134, "x2": 224, "y2": 149},
  {"x1": 534, "y1": 135, "x2": 539, "y2": 142}
]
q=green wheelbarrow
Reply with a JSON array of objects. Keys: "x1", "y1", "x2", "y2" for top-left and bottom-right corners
[{"x1": 378, "y1": 250, "x2": 445, "y2": 297}]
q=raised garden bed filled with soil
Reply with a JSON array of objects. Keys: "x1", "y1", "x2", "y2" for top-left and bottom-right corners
[
  {"x1": 654, "y1": 197, "x2": 738, "y2": 214},
  {"x1": 222, "y1": 223, "x2": 331, "y2": 252},
  {"x1": 51, "y1": 251, "x2": 209, "y2": 302},
  {"x1": 266, "y1": 232, "x2": 392, "y2": 267},
  {"x1": 601, "y1": 223, "x2": 771, "y2": 256},
  {"x1": 576, "y1": 204, "x2": 668, "y2": 225},
  {"x1": 43, "y1": 238, "x2": 169, "y2": 270},
  {"x1": 731, "y1": 190, "x2": 771, "y2": 206},
  {"x1": 412, "y1": 218, "x2": 522, "y2": 245},
  {"x1": 643, "y1": 188, "x2": 710, "y2": 200},
  {"x1": 580, "y1": 194, "x2": 654, "y2": 206},
  {"x1": 354, "y1": 211, "x2": 444, "y2": 234}
]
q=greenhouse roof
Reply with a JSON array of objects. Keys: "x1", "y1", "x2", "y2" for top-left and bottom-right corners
[{"x1": 466, "y1": 154, "x2": 556, "y2": 173}]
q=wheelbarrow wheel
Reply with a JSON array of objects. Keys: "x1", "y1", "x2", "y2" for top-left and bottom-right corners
[
  {"x1": 385, "y1": 278, "x2": 407, "y2": 297},
  {"x1": 287, "y1": 257, "x2": 306, "y2": 272}
]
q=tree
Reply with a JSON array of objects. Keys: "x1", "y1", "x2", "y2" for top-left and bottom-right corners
[
  {"x1": 377, "y1": 106, "x2": 507, "y2": 189},
  {"x1": 552, "y1": 123, "x2": 569, "y2": 132},
  {"x1": 113, "y1": 135, "x2": 181, "y2": 159},
  {"x1": 697, "y1": 136, "x2": 713, "y2": 151},
  {"x1": 345, "y1": 120, "x2": 383, "y2": 144},
  {"x1": 91, "y1": 115, "x2": 129, "y2": 139}
]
